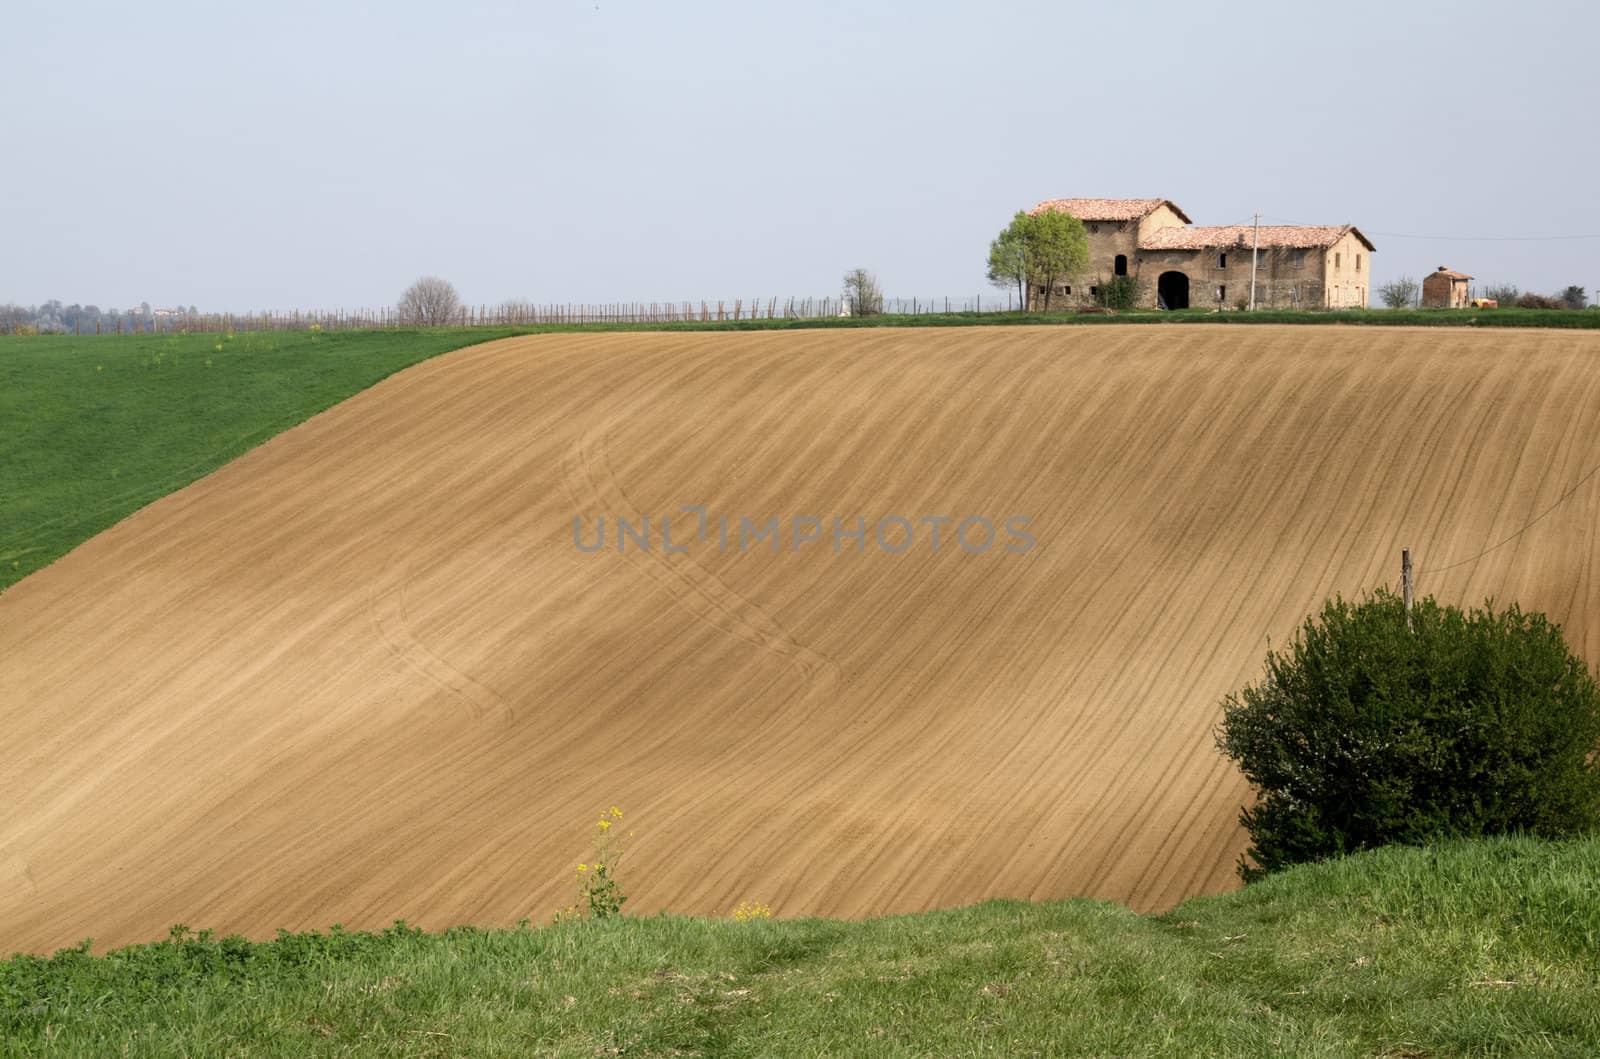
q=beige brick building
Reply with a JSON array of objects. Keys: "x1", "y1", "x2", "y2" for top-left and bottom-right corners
[{"x1": 1026, "y1": 198, "x2": 1375, "y2": 310}]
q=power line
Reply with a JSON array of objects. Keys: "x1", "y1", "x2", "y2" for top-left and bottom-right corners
[
  {"x1": 1256, "y1": 214, "x2": 1600, "y2": 242},
  {"x1": 1369, "y1": 232, "x2": 1600, "y2": 242},
  {"x1": 1419, "y1": 458, "x2": 1600, "y2": 577}
]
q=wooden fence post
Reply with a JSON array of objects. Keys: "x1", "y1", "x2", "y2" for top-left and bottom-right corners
[{"x1": 1402, "y1": 548, "x2": 1415, "y2": 630}]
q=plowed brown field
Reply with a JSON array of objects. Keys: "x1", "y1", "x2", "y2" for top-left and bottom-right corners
[{"x1": 3, "y1": 325, "x2": 1599, "y2": 954}]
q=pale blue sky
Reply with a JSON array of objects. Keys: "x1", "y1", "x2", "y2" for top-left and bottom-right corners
[{"x1": 4, "y1": 0, "x2": 1596, "y2": 310}]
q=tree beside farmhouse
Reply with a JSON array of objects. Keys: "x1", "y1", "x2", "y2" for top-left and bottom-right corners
[{"x1": 986, "y1": 210, "x2": 1089, "y2": 312}]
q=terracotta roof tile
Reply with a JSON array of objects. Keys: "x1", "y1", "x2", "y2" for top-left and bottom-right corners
[
  {"x1": 1030, "y1": 198, "x2": 1193, "y2": 224},
  {"x1": 1428, "y1": 266, "x2": 1473, "y2": 280},
  {"x1": 1139, "y1": 224, "x2": 1375, "y2": 252}
]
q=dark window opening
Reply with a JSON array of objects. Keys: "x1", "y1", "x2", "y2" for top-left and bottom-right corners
[
  {"x1": 1114, "y1": 254, "x2": 1128, "y2": 276},
  {"x1": 1219, "y1": 284, "x2": 1228, "y2": 302},
  {"x1": 1218, "y1": 252, "x2": 1227, "y2": 269}
]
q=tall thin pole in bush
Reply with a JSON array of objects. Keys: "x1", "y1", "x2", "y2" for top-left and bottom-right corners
[{"x1": 1402, "y1": 548, "x2": 1415, "y2": 630}]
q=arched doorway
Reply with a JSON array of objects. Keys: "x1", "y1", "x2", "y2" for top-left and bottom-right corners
[
  {"x1": 1114, "y1": 254, "x2": 1128, "y2": 276},
  {"x1": 1157, "y1": 271, "x2": 1189, "y2": 310}
]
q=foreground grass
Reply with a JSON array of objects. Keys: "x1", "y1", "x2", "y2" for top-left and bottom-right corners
[{"x1": 3, "y1": 837, "x2": 1596, "y2": 1057}]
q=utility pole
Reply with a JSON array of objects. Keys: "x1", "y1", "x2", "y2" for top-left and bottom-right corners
[
  {"x1": 1402, "y1": 548, "x2": 1415, "y2": 631},
  {"x1": 1248, "y1": 212, "x2": 1261, "y2": 311}
]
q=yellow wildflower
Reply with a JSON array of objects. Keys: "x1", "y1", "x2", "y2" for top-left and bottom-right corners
[{"x1": 609, "y1": 807, "x2": 623, "y2": 819}]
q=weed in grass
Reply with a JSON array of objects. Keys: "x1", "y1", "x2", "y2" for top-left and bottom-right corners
[{"x1": 573, "y1": 807, "x2": 628, "y2": 920}]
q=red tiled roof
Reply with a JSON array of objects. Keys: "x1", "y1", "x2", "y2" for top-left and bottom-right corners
[
  {"x1": 1428, "y1": 266, "x2": 1473, "y2": 280},
  {"x1": 1030, "y1": 198, "x2": 1193, "y2": 224},
  {"x1": 1139, "y1": 224, "x2": 1376, "y2": 252}
]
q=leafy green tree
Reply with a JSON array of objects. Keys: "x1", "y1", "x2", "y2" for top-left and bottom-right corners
[
  {"x1": 1217, "y1": 589, "x2": 1600, "y2": 880},
  {"x1": 986, "y1": 209, "x2": 1089, "y2": 311},
  {"x1": 985, "y1": 215, "x2": 1028, "y2": 311},
  {"x1": 1024, "y1": 209, "x2": 1089, "y2": 312}
]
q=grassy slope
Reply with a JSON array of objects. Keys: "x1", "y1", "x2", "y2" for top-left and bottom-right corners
[
  {"x1": 2, "y1": 309, "x2": 1593, "y2": 593},
  {"x1": 2, "y1": 837, "x2": 1596, "y2": 1058},
  {"x1": 0, "y1": 328, "x2": 534, "y2": 592}
]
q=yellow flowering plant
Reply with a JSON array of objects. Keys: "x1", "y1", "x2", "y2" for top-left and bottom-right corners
[
  {"x1": 574, "y1": 807, "x2": 627, "y2": 919},
  {"x1": 730, "y1": 901, "x2": 772, "y2": 922}
]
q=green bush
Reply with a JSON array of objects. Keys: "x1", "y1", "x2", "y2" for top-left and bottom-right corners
[
  {"x1": 1216, "y1": 589, "x2": 1600, "y2": 879},
  {"x1": 1094, "y1": 274, "x2": 1142, "y2": 310}
]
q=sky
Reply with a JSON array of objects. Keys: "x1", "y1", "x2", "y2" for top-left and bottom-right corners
[{"x1": 4, "y1": 0, "x2": 1597, "y2": 311}]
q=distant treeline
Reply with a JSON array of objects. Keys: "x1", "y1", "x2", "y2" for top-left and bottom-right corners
[
  {"x1": 6, "y1": 294, "x2": 1596, "y2": 337},
  {"x1": 0, "y1": 300, "x2": 198, "y2": 336},
  {"x1": 0, "y1": 295, "x2": 1017, "y2": 335}
]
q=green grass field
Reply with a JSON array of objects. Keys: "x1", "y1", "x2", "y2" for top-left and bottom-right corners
[
  {"x1": 2, "y1": 837, "x2": 1596, "y2": 1057},
  {"x1": 0, "y1": 328, "x2": 539, "y2": 592}
]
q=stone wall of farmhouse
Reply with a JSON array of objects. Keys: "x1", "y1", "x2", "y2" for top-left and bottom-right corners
[
  {"x1": 1144, "y1": 247, "x2": 1334, "y2": 309},
  {"x1": 1029, "y1": 205, "x2": 1190, "y2": 310},
  {"x1": 1037, "y1": 243, "x2": 1335, "y2": 310},
  {"x1": 1030, "y1": 219, "x2": 1137, "y2": 309}
]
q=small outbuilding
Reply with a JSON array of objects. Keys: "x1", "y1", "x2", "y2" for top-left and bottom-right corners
[{"x1": 1422, "y1": 266, "x2": 1472, "y2": 308}]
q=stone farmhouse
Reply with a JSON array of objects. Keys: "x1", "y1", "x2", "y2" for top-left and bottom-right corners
[{"x1": 1026, "y1": 198, "x2": 1375, "y2": 310}]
